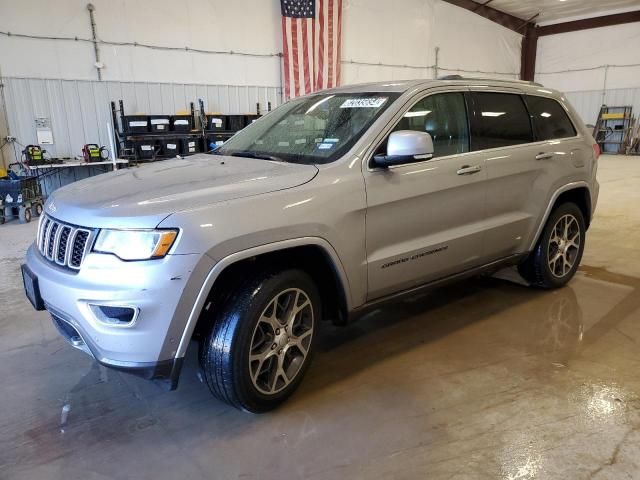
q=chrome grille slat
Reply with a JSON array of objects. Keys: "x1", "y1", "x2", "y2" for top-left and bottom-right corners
[
  {"x1": 37, "y1": 214, "x2": 94, "y2": 271},
  {"x1": 46, "y1": 223, "x2": 59, "y2": 260},
  {"x1": 69, "y1": 229, "x2": 91, "y2": 269},
  {"x1": 40, "y1": 218, "x2": 51, "y2": 252},
  {"x1": 56, "y1": 227, "x2": 71, "y2": 265}
]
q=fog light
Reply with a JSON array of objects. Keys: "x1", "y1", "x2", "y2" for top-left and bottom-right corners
[{"x1": 89, "y1": 304, "x2": 138, "y2": 326}]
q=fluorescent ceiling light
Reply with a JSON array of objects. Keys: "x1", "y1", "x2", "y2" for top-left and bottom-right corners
[
  {"x1": 540, "y1": 112, "x2": 552, "y2": 118},
  {"x1": 482, "y1": 111, "x2": 506, "y2": 117}
]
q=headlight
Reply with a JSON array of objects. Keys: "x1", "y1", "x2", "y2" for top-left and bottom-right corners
[{"x1": 93, "y1": 229, "x2": 178, "y2": 261}]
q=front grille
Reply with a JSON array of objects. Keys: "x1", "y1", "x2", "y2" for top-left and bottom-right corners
[{"x1": 37, "y1": 214, "x2": 94, "y2": 270}]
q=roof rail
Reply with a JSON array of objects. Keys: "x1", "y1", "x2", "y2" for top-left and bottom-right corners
[{"x1": 437, "y1": 75, "x2": 543, "y2": 87}]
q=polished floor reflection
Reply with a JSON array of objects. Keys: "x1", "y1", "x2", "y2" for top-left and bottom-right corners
[{"x1": 1, "y1": 155, "x2": 639, "y2": 479}]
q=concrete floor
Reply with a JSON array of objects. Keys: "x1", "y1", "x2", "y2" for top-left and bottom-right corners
[{"x1": 1, "y1": 155, "x2": 639, "y2": 479}]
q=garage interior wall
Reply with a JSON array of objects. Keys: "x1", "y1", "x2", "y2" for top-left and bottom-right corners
[
  {"x1": 536, "y1": 21, "x2": 640, "y2": 126},
  {"x1": 0, "y1": 0, "x2": 522, "y2": 163}
]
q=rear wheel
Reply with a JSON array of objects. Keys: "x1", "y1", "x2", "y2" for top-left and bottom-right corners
[
  {"x1": 518, "y1": 202, "x2": 585, "y2": 288},
  {"x1": 4, "y1": 206, "x2": 13, "y2": 221},
  {"x1": 199, "y1": 269, "x2": 320, "y2": 413},
  {"x1": 18, "y1": 206, "x2": 32, "y2": 223}
]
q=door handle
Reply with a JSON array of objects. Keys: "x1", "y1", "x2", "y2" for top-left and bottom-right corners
[
  {"x1": 535, "y1": 152, "x2": 554, "y2": 161},
  {"x1": 456, "y1": 165, "x2": 482, "y2": 175}
]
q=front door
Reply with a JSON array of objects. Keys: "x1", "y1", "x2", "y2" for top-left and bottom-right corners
[{"x1": 364, "y1": 91, "x2": 488, "y2": 300}]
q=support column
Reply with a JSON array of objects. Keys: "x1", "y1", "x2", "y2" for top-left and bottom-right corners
[{"x1": 520, "y1": 24, "x2": 538, "y2": 81}]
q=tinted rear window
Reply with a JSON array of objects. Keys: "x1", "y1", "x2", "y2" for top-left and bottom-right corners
[
  {"x1": 526, "y1": 95, "x2": 576, "y2": 141},
  {"x1": 471, "y1": 92, "x2": 533, "y2": 150}
]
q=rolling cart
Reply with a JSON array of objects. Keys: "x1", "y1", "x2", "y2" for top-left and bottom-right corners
[{"x1": 0, "y1": 175, "x2": 44, "y2": 224}]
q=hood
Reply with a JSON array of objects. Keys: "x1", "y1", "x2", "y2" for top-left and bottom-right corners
[{"x1": 45, "y1": 155, "x2": 318, "y2": 229}]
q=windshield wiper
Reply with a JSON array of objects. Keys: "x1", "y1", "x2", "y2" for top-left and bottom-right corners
[{"x1": 229, "y1": 151, "x2": 285, "y2": 162}]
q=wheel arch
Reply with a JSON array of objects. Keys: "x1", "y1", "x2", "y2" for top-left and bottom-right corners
[
  {"x1": 174, "y1": 237, "x2": 352, "y2": 360},
  {"x1": 529, "y1": 182, "x2": 592, "y2": 251}
]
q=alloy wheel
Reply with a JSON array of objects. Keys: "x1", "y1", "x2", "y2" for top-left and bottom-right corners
[
  {"x1": 547, "y1": 214, "x2": 581, "y2": 278},
  {"x1": 248, "y1": 288, "x2": 314, "y2": 395}
]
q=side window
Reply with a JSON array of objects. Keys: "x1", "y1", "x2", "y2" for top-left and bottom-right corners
[
  {"x1": 471, "y1": 92, "x2": 533, "y2": 150},
  {"x1": 526, "y1": 95, "x2": 577, "y2": 141},
  {"x1": 392, "y1": 92, "x2": 469, "y2": 158}
]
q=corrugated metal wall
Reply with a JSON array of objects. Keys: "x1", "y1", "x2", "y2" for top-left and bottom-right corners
[
  {"x1": 565, "y1": 88, "x2": 640, "y2": 126},
  {"x1": 2, "y1": 76, "x2": 281, "y2": 162}
]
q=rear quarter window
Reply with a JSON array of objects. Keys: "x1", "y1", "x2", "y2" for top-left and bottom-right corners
[{"x1": 525, "y1": 95, "x2": 577, "y2": 141}]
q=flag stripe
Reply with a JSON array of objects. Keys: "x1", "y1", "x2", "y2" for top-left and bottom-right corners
[
  {"x1": 328, "y1": 0, "x2": 334, "y2": 88},
  {"x1": 291, "y1": 18, "x2": 300, "y2": 98},
  {"x1": 306, "y1": 19, "x2": 314, "y2": 94},
  {"x1": 336, "y1": 0, "x2": 342, "y2": 86},
  {"x1": 281, "y1": 17, "x2": 291, "y2": 100},
  {"x1": 316, "y1": 0, "x2": 325, "y2": 91},
  {"x1": 287, "y1": 18, "x2": 295, "y2": 99}
]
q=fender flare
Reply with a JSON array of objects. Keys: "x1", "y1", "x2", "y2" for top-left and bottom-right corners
[
  {"x1": 528, "y1": 181, "x2": 591, "y2": 251},
  {"x1": 174, "y1": 236, "x2": 352, "y2": 359}
]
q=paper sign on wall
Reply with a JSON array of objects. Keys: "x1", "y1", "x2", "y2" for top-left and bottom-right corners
[{"x1": 35, "y1": 117, "x2": 54, "y2": 144}]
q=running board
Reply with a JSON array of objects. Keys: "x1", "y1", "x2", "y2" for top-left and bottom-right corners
[{"x1": 349, "y1": 253, "x2": 527, "y2": 321}]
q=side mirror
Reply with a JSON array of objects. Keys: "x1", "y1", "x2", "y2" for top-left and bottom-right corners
[{"x1": 373, "y1": 130, "x2": 434, "y2": 168}]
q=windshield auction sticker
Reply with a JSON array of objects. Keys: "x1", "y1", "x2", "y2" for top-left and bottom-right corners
[{"x1": 340, "y1": 97, "x2": 387, "y2": 108}]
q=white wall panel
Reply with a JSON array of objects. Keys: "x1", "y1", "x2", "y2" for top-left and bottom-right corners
[
  {"x1": 0, "y1": 0, "x2": 283, "y2": 86},
  {"x1": 341, "y1": 0, "x2": 521, "y2": 84},
  {"x1": 1, "y1": 0, "x2": 522, "y2": 87},
  {"x1": 536, "y1": 23, "x2": 640, "y2": 93}
]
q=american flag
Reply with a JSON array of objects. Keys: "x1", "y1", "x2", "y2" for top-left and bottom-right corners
[{"x1": 280, "y1": 0, "x2": 343, "y2": 99}]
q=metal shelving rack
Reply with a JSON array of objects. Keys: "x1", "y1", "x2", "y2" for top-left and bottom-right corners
[
  {"x1": 110, "y1": 99, "x2": 269, "y2": 163},
  {"x1": 593, "y1": 105, "x2": 633, "y2": 154}
]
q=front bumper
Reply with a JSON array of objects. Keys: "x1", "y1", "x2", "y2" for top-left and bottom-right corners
[{"x1": 25, "y1": 244, "x2": 201, "y2": 386}]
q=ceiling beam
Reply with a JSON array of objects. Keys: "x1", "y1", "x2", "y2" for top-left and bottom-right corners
[
  {"x1": 439, "y1": 0, "x2": 534, "y2": 33},
  {"x1": 538, "y1": 10, "x2": 640, "y2": 36}
]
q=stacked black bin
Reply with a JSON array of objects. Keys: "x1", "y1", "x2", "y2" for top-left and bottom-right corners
[
  {"x1": 122, "y1": 115, "x2": 149, "y2": 133},
  {"x1": 226, "y1": 115, "x2": 246, "y2": 132},
  {"x1": 160, "y1": 137, "x2": 180, "y2": 157},
  {"x1": 207, "y1": 115, "x2": 227, "y2": 131},
  {"x1": 172, "y1": 115, "x2": 192, "y2": 132},
  {"x1": 149, "y1": 115, "x2": 171, "y2": 133},
  {"x1": 180, "y1": 137, "x2": 201, "y2": 155}
]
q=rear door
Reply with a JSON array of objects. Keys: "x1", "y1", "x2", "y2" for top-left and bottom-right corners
[
  {"x1": 472, "y1": 90, "x2": 584, "y2": 261},
  {"x1": 364, "y1": 90, "x2": 488, "y2": 300}
]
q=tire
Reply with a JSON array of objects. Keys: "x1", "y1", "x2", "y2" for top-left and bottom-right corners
[
  {"x1": 19, "y1": 206, "x2": 32, "y2": 223},
  {"x1": 4, "y1": 206, "x2": 13, "y2": 221},
  {"x1": 199, "y1": 269, "x2": 320, "y2": 413},
  {"x1": 33, "y1": 203, "x2": 43, "y2": 217},
  {"x1": 518, "y1": 202, "x2": 586, "y2": 289}
]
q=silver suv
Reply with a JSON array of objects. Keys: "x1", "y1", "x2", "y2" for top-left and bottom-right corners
[{"x1": 22, "y1": 78, "x2": 599, "y2": 412}]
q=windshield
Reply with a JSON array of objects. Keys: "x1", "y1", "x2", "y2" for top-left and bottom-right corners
[{"x1": 213, "y1": 92, "x2": 399, "y2": 164}]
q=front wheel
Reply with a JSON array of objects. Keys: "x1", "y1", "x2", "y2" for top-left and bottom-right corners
[
  {"x1": 518, "y1": 202, "x2": 586, "y2": 289},
  {"x1": 199, "y1": 269, "x2": 320, "y2": 413}
]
